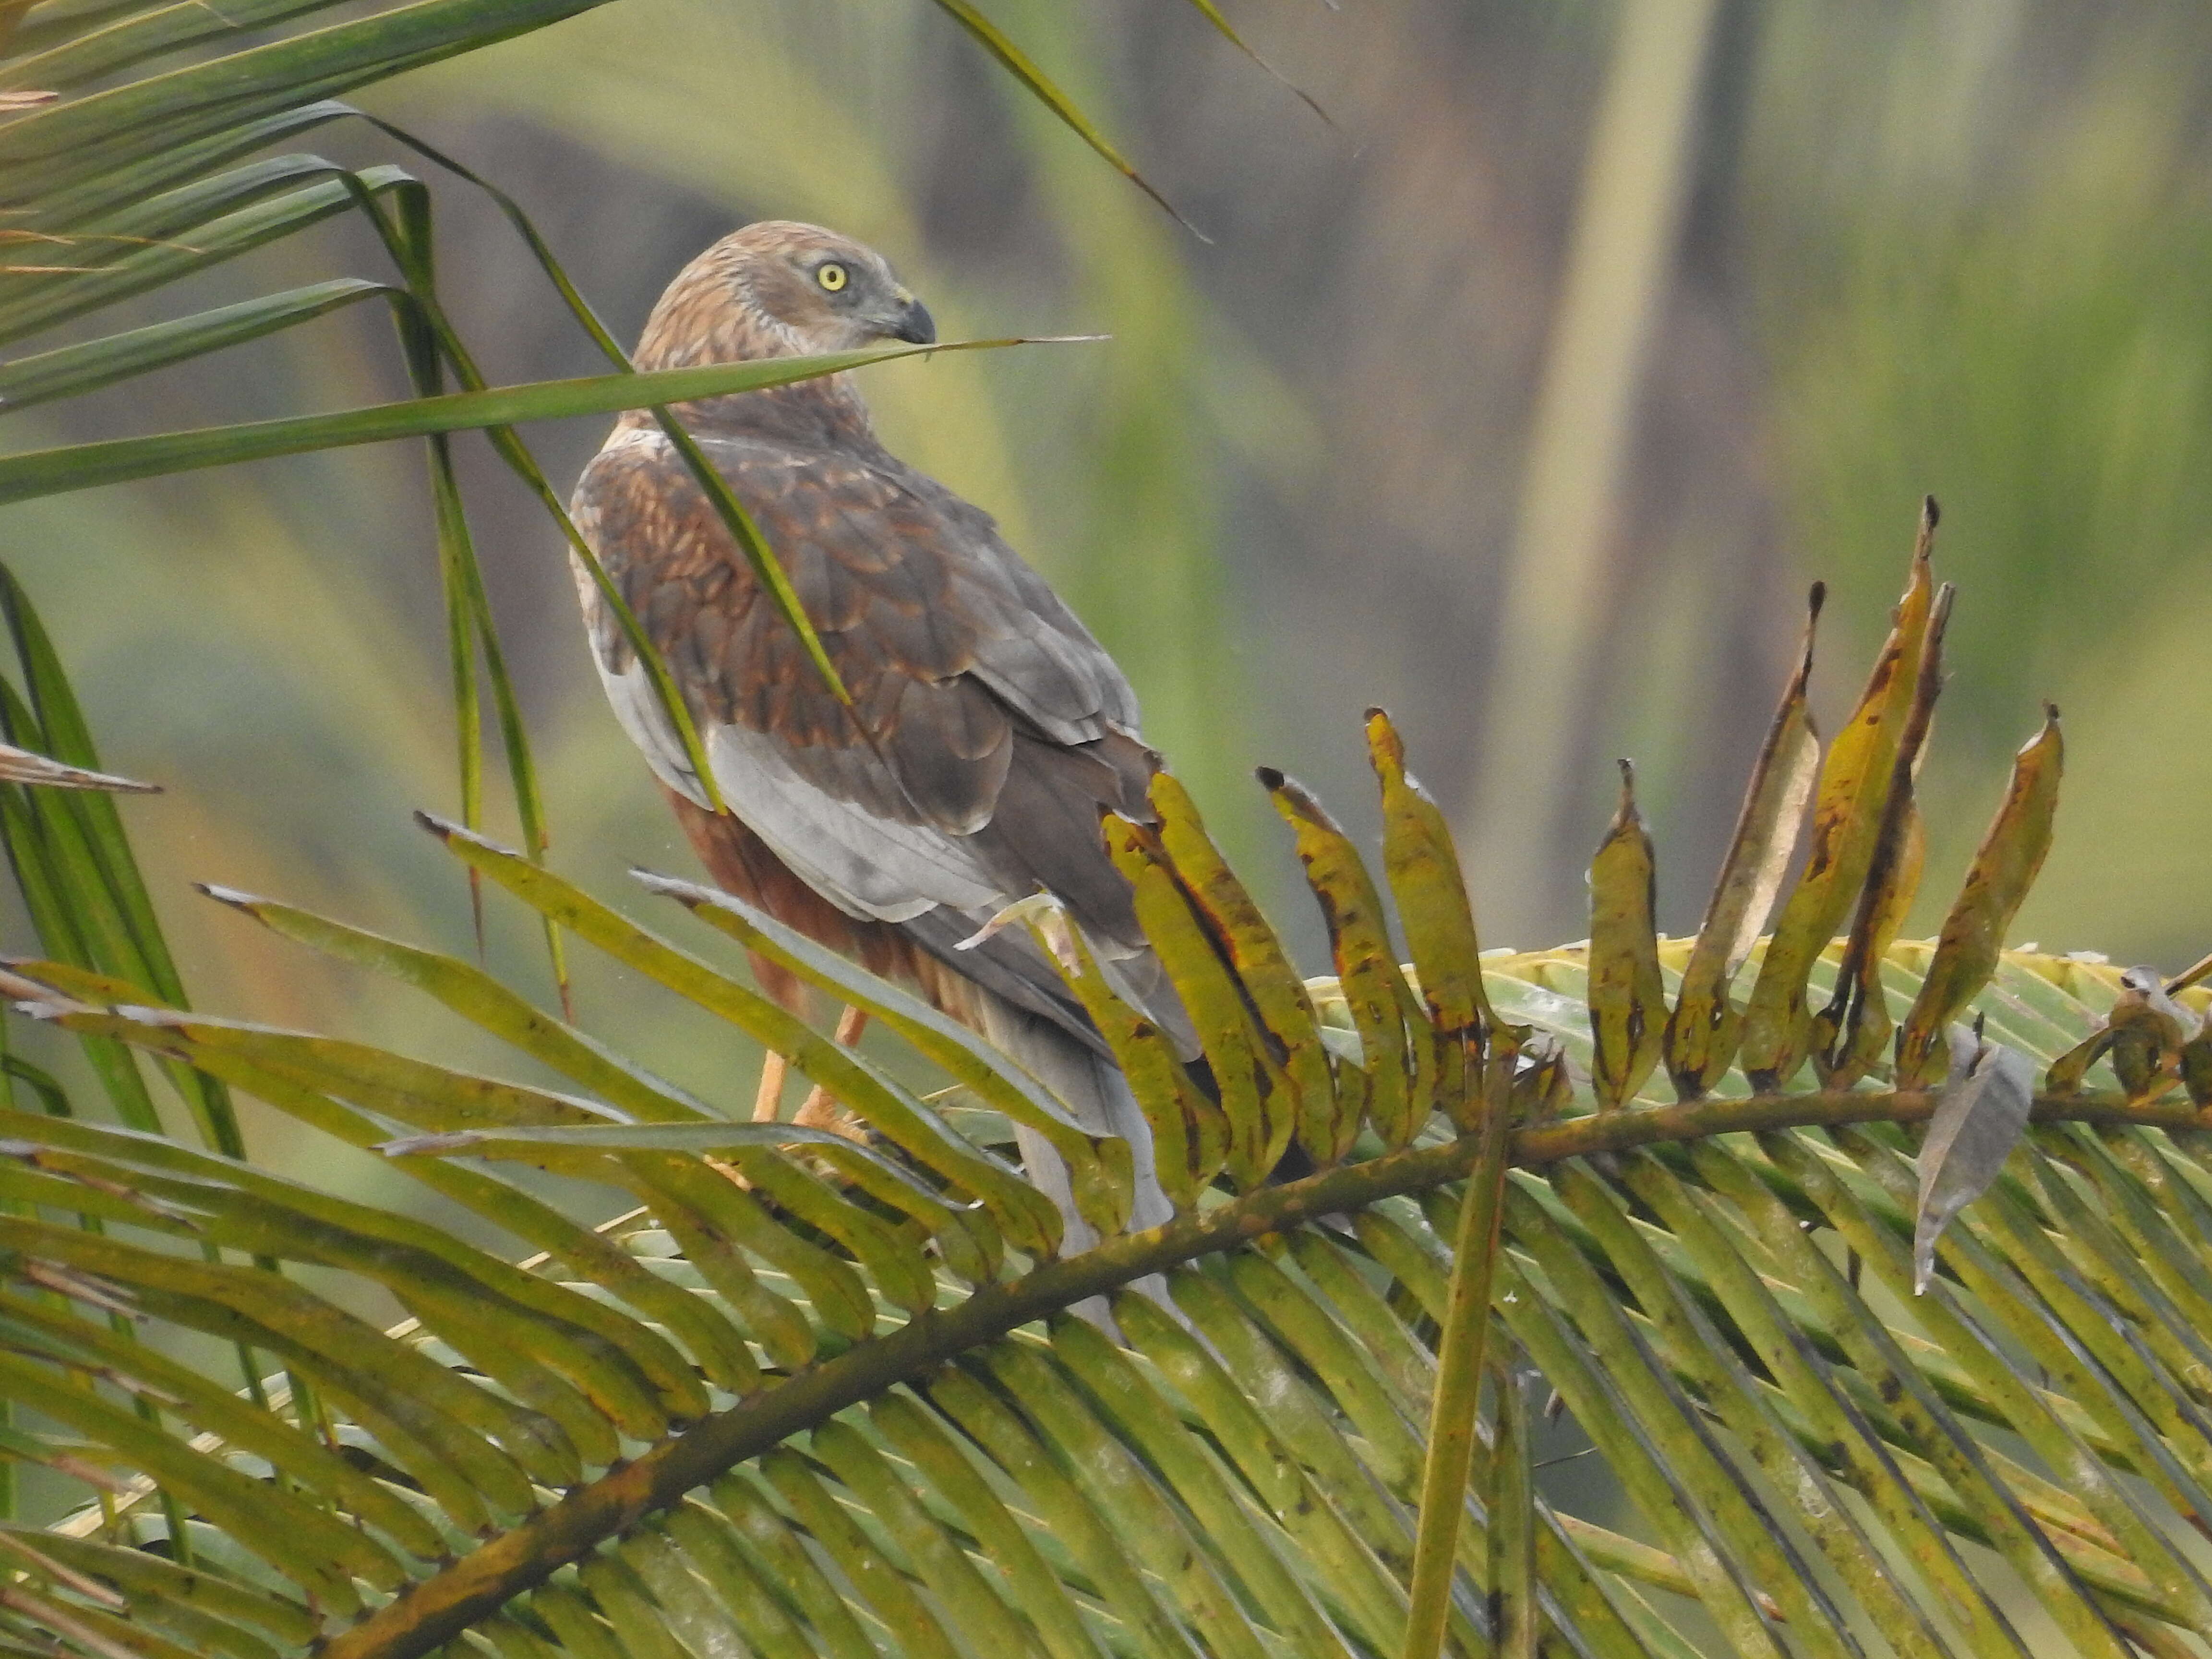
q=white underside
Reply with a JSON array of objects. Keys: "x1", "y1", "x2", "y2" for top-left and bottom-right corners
[{"x1": 578, "y1": 580, "x2": 1012, "y2": 927}]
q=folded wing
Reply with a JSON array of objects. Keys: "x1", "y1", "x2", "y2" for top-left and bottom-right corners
[{"x1": 570, "y1": 424, "x2": 1191, "y2": 1055}]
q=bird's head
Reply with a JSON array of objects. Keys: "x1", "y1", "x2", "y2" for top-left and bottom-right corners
[{"x1": 638, "y1": 221, "x2": 937, "y2": 373}]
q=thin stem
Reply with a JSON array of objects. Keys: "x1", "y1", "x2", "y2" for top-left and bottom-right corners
[
  {"x1": 1402, "y1": 1058, "x2": 1511, "y2": 1659},
  {"x1": 794, "y1": 1007, "x2": 870, "y2": 1130}
]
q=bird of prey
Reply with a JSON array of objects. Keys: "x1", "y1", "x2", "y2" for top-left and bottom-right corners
[{"x1": 569, "y1": 221, "x2": 1188, "y2": 1242}]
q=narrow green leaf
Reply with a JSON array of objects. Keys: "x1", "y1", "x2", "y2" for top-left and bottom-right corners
[
  {"x1": 869, "y1": 1392, "x2": 1112, "y2": 1659},
  {"x1": 0, "y1": 1347, "x2": 388, "y2": 1607},
  {"x1": 0, "y1": 337, "x2": 1047, "y2": 505},
  {"x1": 0, "y1": 783, "x2": 160, "y2": 1131},
  {"x1": 36, "y1": 1001, "x2": 619, "y2": 1134},
  {"x1": 621, "y1": 1523, "x2": 788, "y2": 1659},
  {"x1": 1403, "y1": 1066, "x2": 1514, "y2": 1659},
  {"x1": 571, "y1": 1555, "x2": 688, "y2": 1659},
  {"x1": 1286, "y1": 1223, "x2": 1657, "y2": 1659},
  {"x1": 1488, "y1": 1359, "x2": 1537, "y2": 1659},
  {"x1": 654, "y1": 1502, "x2": 817, "y2": 1659},
  {"x1": 0, "y1": 1581, "x2": 206, "y2": 1659},
  {"x1": 366, "y1": 296, "x2": 734, "y2": 823},
  {"x1": 0, "y1": 1528, "x2": 311, "y2": 1647},
  {"x1": 812, "y1": 1419, "x2": 1048, "y2": 1659},
  {"x1": 319, "y1": 115, "x2": 853, "y2": 722},
  {"x1": 381, "y1": 1118, "x2": 907, "y2": 1170},
  {"x1": 389, "y1": 243, "x2": 488, "y2": 951},
  {"x1": 759, "y1": 1445, "x2": 966, "y2": 1659},
  {"x1": 0, "y1": 1215, "x2": 537, "y2": 1535},
  {"x1": 1050, "y1": 1315, "x2": 1348, "y2": 1659},
  {"x1": 21, "y1": 101, "x2": 352, "y2": 231},
  {"x1": 703, "y1": 1471, "x2": 881, "y2": 1659},
  {"x1": 0, "y1": 1052, "x2": 71, "y2": 1117},
  {"x1": 0, "y1": 0, "x2": 618, "y2": 202},
  {"x1": 368, "y1": 176, "x2": 564, "y2": 998},
  {"x1": 424, "y1": 818, "x2": 1064, "y2": 1255},
  {"x1": 1165, "y1": 1267, "x2": 1434, "y2": 1609},
  {"x1": 1729, "y1": 1133, "x2": 2141, "y2": 1657},
  {"x1": 921, "y1": 1365, "x2": 1195, "y2": 1659},
  {"x1": 42, "y1": 994, "x2": 867, "y2": 1354},
  {"x1": 198, "y1": 886, "x2": 694, "y2": 1122},
  {"x1": 1591, "y1": 1153, "x2": 1993, "y2": 1654},
  {"x1": 0, "y1": 619, "x2": 200, "y2": 1143},
  {"x1": 1282, "y1": 1227, "x2": 1440, "y2": 1421},
  {"x1": 1489, "y1": 1233, "x2": 1793, "y2": 1659},
  {"x1": 637, "y1": 869, "x2": 1132, "y2": 1224},
  {"x1": 2024, "y1": 1131, "x2": 2212, "y2": 1500},
  {"x1": 11, "y1": 145, "x2": 363, "y2": 260},
  {"x1": 523, "y1": 1582, "x2": 630, "y2": 1659},
  {"x1": 1228, "y1": 1251, "x2": 1420, "y2": 1491},
  {"x1": 0, "y1": 0, "x2": 357, "y2": 93},
  {"x1": 0, "y1": 1119, "x2": 643, "y2": 1475},
  {"x1": 1960, "y1": 1172, "x2": 2212, "y2": 1521},
  {"x1": 983, "y1": 1340, "x2": 1271, "y2": 1659},
  {"x1": 1672, "y1": 1141, "x2": 2035, "y2": 1654},
  {"x1": 0, "y1": 1290, "x2": 445, "y2": 1561},
  {"x1": 1173, "y1": 0, "x2": 1332, "y2": 124},
  {"x1": 0, "y1": 165, "x2": 410, "y2": 345},
  {"x1": 358, "y1": 177, "x2": 726, "y2": 865},
  {"x1": 922, "y1": 0, "x2": 1199, "y2": 235},
  {"x1": 1111, "y1": 1288, "x2": 1407, "y2": 1655},
  {"x1": 5, "y1": 0, "x2": 170, "y2": 61},
  {"x1": 0, "y1": 1022, "x2": 729, "y2": 1414},
  {"x1": 32, "y1": 1007, "x2": 746, "y2": 1406}
]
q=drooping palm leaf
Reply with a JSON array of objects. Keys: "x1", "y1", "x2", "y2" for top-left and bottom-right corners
[{"x1": 0, "y1": 529, "x2": 2201, "y2": 1659}]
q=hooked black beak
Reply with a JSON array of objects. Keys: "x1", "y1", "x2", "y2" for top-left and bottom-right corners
[{"x1": 888, "y1": 293, "x2": 936, "y2": 346}]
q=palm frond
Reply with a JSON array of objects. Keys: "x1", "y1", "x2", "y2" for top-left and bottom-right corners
[
  {"x1": 0, "y1": 520, "x2": 2195, "y2": 1657},
  {"x1": 9, "y1": 6, "x2": 2209, "y2": 1652}
]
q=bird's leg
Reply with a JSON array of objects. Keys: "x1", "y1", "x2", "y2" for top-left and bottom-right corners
[
  {"x1": 793, "y1": 1006, "x2": 870, "y2": 1137},
  {"x1": 750, "y1": 1051, "x2": 789, "y2": 1122}
]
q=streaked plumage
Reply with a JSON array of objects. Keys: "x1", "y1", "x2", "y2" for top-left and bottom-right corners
[{"x1": 571, "y1": 221, "x2": 1187, "y2": 1240}]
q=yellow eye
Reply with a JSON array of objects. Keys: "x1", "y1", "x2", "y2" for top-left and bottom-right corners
[{"x1": 817, "y1": 262, "x2": 848, "y2": 292}]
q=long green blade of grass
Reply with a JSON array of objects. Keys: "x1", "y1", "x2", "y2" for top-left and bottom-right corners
[
  {"x1": 0, "y1": 336, "x2": 1070, "y2": 502},
  {"x1": 0, "y1": 566, "x2": 245, "y2": 1158},
  {"x1": 374, "y1": 180, "x2": 569, "y2": 1003},
  {"x1": 0, "y1": 0, "x2": 368, "y2": 93},
  {"x1": 0, "y1": 279, "x2": 394, "y2": 409},
  {"x1": 0, "y1": 166, "x2": 413, "y2": 343},
  {"x1": 924, "y1": 0, "x2": 1198, "y2": 236},
  {"x1": 0, "y1": 0, "x2": 621, "y2": 200},
  {"x1": 28, "y1": 101, "x2": 352, "y2": 230}
]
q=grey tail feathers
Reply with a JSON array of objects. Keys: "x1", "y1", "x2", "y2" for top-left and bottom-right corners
[{"x1": 974, "y1": 986, "x2": 1174, "y2": 1324}]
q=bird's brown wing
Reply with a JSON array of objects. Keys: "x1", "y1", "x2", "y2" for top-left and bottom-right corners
[{"x1": 572, "y1": 424, "x2": 1178, "y2": 1042}]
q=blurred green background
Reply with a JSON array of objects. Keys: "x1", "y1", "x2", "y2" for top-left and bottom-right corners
[{"x1": 5, "y1": 0, "x2": 2211, "y2": 1144}]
